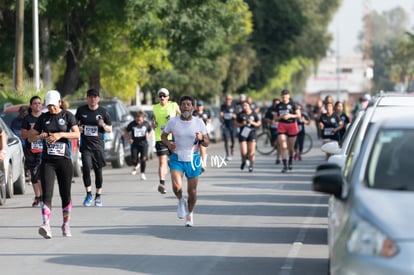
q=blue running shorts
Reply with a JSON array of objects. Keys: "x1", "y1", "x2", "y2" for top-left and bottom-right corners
[{"x1": 169, "y1": 152, "x2": 202, "y2": 179}]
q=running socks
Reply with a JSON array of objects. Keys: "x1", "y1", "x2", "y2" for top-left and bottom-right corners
[{"x1": 62, "y1": 201, "x2": 72, "y2": 224}]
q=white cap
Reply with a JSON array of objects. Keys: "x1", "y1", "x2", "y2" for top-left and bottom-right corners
[
  {"x1": 363, "y1": 94, "x2": 371, "y2": 101},
  {"x1": 45, "y1": 90, "x2": 61, "y2": 106},
  {"x1": 157, "y1": 88, "x2": 169, "y2": 96}
]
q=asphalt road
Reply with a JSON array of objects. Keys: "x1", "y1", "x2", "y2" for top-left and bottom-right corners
[{"x1": 0, "y1": 127, "x2": 329, "y2": 275}]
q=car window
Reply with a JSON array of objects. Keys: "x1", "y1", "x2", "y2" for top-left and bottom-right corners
[
  {"x1": 0, "y1": 112, "x2": 18, "y2": 127},
  {"x1": 100, "y1": 102, "x2": 117, "y2": 122},
  {"x1": 342, "y1": 111, "x2": 365, "y2": 153},
  {"x1": 367, "y1": 129, "x2": 414, "y2": 190},
  {"x1": 0, "y1": 117, "x2": 16, "y2": 141},
  {"x1": 118, "y1": 102, "x2": 128, "y2": 118}
]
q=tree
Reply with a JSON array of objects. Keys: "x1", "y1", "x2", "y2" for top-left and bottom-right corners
[
  {"x1": 244, "y1": 0, "x2": 340, "y2": 96},
  {"x1": 0, "y1": 0, "x2": 339, "y2": 104},
  {"x1": 357, "y1": 7, "x2": 410, "y2": 92},
  {"x1": 127, "y1": 0, "x2": 253, "y2": 100}
]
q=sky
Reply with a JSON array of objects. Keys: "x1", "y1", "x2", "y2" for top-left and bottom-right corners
[{"x1": 328, "y1": 0, "x2": 414, "y2": 55}]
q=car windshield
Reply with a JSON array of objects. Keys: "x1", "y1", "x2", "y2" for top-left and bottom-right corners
[
  {"x1": 367, "y1": 129, "x2": 414, "y2": 191},
  {"x1": 100, "y1": 102, "x2": 116, "y2": 122}
]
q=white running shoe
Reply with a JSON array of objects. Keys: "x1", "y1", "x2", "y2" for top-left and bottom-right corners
[
  {"x1": 131, "y1": 168, "x2": 137, "y2": 176},
  {"x1": 39, "y1": 224, "x2": 52, "y2": 239},
  {"x1": 177, "y1": 198, "x2": 187, "y2": 219},
  {"x1": 185, "y1": 212, "x2": 193, "y2": 227},
  {"x1": 140, "y1": 173, "x2": 147, "y2": 180},
  {"x1": 61, "y1": 223, "x2": 72, "y2": 237}
]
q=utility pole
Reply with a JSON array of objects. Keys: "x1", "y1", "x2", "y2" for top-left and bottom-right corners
[
  {"x1": 15, "y1": 0, "x2": 24, "y2": 92},
  {"x1": 33, "y1": 0, "x2": 40, "y2": 91}
]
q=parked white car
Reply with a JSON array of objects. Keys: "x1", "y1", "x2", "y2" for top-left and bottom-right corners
[
  {"x1": 322, "y1": 93, "x2": 414, "y2": 168},
  {"x1": 0, "y1": 116, "x2": 26, "y2": 205},
  {"x1": 314, "y1": 113, "x2": 414, "y2": 274}
]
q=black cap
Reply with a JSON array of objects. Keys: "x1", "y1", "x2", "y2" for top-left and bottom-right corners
[
  {"x1": 281, "y1": 89, "x2": 290, "y2": 95},
  {"x1": 87, "y1": 89, "x2": 100, "y2": 97}
]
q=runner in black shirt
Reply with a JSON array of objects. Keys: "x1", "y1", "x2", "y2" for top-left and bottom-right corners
[
  {"x1": 334, "y1": 101, "x2": 350, "y2": 144},
  {"x1": 236, "y1": 101, "x2": 261, "y2": 172},
  {"x1": 294, "y1": 104, "x2": 310, "y2": 161},
  {"x1": 220, "y1": 94, "x2": 237, "y2": 160},
  {"x1": 319, "y1": 102, "x2": 343, "y2": 143},
  {"x1": 263, "y1": 98, "x2": 281, "y2": 164},
  {"x1": 275, "y1": 90, "x2": 301, "y2": 173},
  {"x1": 21, "y1": 96, "x2": 43, "y2": 207},
  {"x1": 125, "y1": 110, "x2": 152, "y2": 180},
  {"x1": 75, "y1": 89, "x2": 112, "y2": 207},
  {"x1": 29, "y1": 90, "x2": 80, "y2": 239}
]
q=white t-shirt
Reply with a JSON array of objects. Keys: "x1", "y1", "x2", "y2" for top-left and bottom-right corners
[{"x1": 163, "y1": 116, "x2": 208, "y2": 162}]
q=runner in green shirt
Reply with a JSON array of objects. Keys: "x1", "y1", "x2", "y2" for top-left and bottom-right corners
[{"x1": 152, "y1": 88, "x2": 180, "y2": 194}]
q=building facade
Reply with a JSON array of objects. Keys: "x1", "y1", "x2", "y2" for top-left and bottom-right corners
[{"x1": 305, "y1": 53, "x2": 373, "y2": 111}]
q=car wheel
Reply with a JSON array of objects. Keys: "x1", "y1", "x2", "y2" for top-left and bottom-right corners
[
  {"x1": 0, "y1": 171, "x2": 6, "y2": 206},
  {"x1": 5, "y1": 164, "x2": 14, "y2": 198},
  {"x1": 111, "y1": 143, "x2": 125, "y2": 168},
  {"x1": 13, "y1": 161, "x2": 26, "y2": 195},
  {"x1": 73, "y1": 151, "x2": 82, "y2": 177},
  {"x1": 125, "y1": 155, "x2": 133, "y2": 166}
]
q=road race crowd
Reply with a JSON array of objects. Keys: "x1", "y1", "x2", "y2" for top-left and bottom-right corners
[{"x1": 4, "y1": 87, "x2": 357, "y2": 236}]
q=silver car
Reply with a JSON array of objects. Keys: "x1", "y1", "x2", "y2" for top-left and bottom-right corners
[
  {"x1": 313, "y1": 114, "x2": 414, "y2": 275},
  {"x1": 0, "y1": 117, "x2": 26, "y2": 205}
]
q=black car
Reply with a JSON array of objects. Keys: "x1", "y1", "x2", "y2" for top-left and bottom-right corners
[{"x1": 71, "y1": 97, "x2": 133, "y2": 168}]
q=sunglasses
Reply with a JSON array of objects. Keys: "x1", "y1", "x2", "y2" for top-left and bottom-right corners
[{"x1": 159, "y1": 94, "x2": 168, "y2": 98}]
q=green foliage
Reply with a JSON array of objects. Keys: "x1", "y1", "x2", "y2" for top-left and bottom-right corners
[
  {"x1": 222, "y1": 43, "x2": 258, "y2": 95},
  {"x1": 363, "y1": 8, "x2": 412, "y2": 91},
  {"x1": 245, "y1": 0, "x2": 340, "y2": 95},
  {"x1": 0, "y1": 82, "x2": 48, "y2": 108},
  {"x1": 256, "y1": 57, "x2": 312, "y2": 100},
  {"x1": 0, "y1": 0, "x2": 339, "y2": 103}
]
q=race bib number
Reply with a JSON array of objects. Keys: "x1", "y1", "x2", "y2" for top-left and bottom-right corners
[
  {"x1": 134, "y1": 127, "x2": 146, "y2": 137},
  {"x1": 279, "y1": 110, "x2": 289, "y2": 116},
  {"x1": 324, "y1": 128, "x2": 334, "y2": 136},
  {"x1": 30, "y1": 140, "x2": 43, "y2": 153},
  {"x1": 223, "y1": 113, "x2": 233, "y2": 120},
  {"x1": 241, "y1": 127, "x2": 252, "y2": 138},
  {"x1": 84, "y1": 125, "x2": 99, "y2": 136},
  {"x1": 46, "y1": 142, "x2": 66, "y2": 156},
  {"x1": 271, "y1": 122, "x2": 278, "y2": 128}
]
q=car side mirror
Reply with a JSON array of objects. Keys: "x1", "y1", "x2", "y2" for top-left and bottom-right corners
[
  {"x1": 312, "y1": 165, "x2": 344, "y2": 199},
  {"x1": 321, "y1": 141, "x2": 341, "y2": 154},
  {"x1": 316, "y1": 162, "x2": 341, "y2": 172}
]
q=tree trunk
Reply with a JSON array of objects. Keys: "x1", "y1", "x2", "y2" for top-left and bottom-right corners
[
  {"x1": 89, "y1": 67, "x2": 101, "y2": 91},
  {"x1": 41, "y1": 18, "x2": 52, "y2": 88},
  {"x1": 14, "y1": 0, "x2": 24, "y2": 92},
  {"x1": 58, "y1": 50, "x2": 80, "y2": 97}
]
